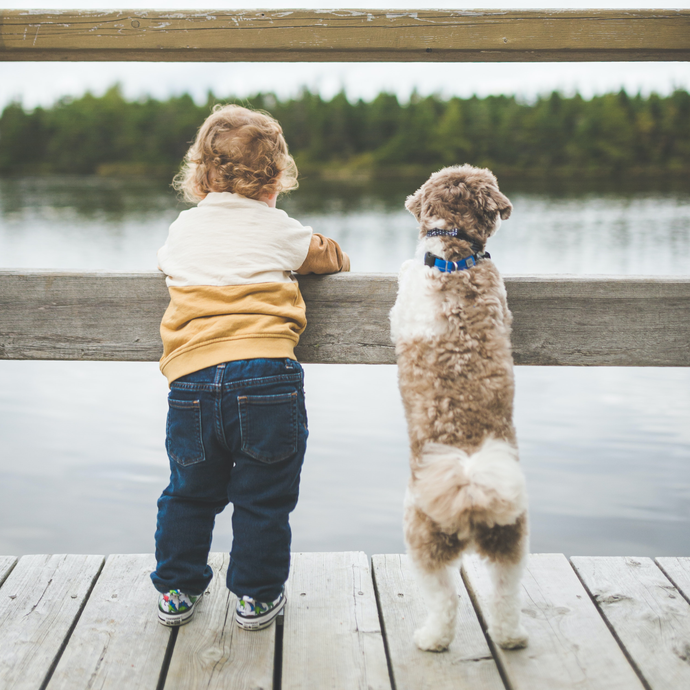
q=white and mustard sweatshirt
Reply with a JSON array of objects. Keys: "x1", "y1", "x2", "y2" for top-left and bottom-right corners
[{"x1": 157, "y1": 192, "x2": 350, "y2": 384}]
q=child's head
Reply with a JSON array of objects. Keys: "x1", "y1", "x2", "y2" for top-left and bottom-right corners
[{"x1": 174, "y1": 104, "x2": 298, "y2": 203}]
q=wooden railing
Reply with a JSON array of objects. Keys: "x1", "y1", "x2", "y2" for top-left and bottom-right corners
[
  {"x1": 1, "y1": 10, "x2": 689, "y2": 367},
  {"x1": 1, "y1": 9, "x2": 688, "y2": 62},
  {"x1": 1, "y1": 271, "x2": 688, "y2": 366}
]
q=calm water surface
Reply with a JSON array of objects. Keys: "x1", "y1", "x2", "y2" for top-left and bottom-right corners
[{"x1": 1, "y1": 175, "x2": 689, "y2": 558}]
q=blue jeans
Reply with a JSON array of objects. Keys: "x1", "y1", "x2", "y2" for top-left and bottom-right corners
[{"x1": 151, "y1": 358, "x2": 308, "y2": 601}]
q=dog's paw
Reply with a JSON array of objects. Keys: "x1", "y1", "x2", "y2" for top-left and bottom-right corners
[
  {"x1": 413, "y1": 626, "x2": 452, "y2": 652},
  {"x1": 490, "y1": 624, "x2": 529, "y2": 650}
]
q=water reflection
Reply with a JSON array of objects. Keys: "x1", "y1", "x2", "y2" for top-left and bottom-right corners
[
  {"x1": 0, "y1": 176, "x2": 689, "y2": 558},
  {"x1": 2, "y1": 175, "x2": 689, "y2": 276}
]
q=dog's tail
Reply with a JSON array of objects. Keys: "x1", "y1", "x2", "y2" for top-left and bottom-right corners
[{"x1": 413, "y1": 437, "x2": 527, "y2": 529}]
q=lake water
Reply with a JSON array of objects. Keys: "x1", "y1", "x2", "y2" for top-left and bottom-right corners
[{"x1": 1, "y1": 175, "x2": 689, "y2": 559}]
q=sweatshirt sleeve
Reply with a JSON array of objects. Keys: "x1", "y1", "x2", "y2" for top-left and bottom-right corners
[{"x1": 295, "y1": 233, "x2": 351, "y2": 275}]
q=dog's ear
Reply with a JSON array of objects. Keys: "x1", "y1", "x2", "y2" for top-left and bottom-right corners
[
  {"x1": 405, "y1": 188, "x2": 423, "y2": 221},
  {"x1": 490, "y1": 187, "x2": 512, "y2": 220},
  {"x1": 474, "y1": 185, "x2": 512, "y2": 222},
  {"x1": 482, "y1": 184, "x2": 513, "y2": 220}
]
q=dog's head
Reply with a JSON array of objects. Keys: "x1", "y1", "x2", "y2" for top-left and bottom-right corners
[{"x1": 405, "y1": 165, "x2": 511, "y2": 255}]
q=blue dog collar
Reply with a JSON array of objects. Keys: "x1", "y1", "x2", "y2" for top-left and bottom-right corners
[
  {"x1": 426, "y1": 228, "x2": 461, "y2": 237},
  {"x1": 424, "y1": 251, "x2": 490, "y2": 273},
  {"x1": 426, "y1": 227, "x2": 484, "y2": 254}
]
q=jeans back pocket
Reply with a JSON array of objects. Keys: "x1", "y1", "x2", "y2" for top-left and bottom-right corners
[
  {"x1": 166, "y1": 399, "x2": 205, "y2": 467},
  {"x1": 238, "y1": 392, "x2": 298, "y2": 464}
]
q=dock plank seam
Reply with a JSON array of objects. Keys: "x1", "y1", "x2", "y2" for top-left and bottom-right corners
[
  {"x1": 0, "y1": 555, "x2": 107, "y2": 690},
  {"x1": 156, "y1": 628, "x2": 179, "y2": 690},
  {"x1": 459, "y1": 565, "x2": 514, "y2": 690},
  {"x1": 273, "y1": 613, "x2": 284, "y2": 690},
  {"x1": 0, "y1": 556, "x2": 18, "y2": 588},
  {"x1": 654, "y1": 558, "x2": 690, "y2": 608},
  {"x1": 38, "y1": 557, "x2": 105, "y2": 690},
  {"x1": 568, "y1": 557, "x2": 654, "y2": 690},
  {"x1": 4, "y1": 554, "x2": 689, "y2": 689},
  {"x1": 370, "y1": 562, "x2": 399, "y2": 690},
  {"x1": 374, "y1": 554, "x2": 504, "y2": 690}
]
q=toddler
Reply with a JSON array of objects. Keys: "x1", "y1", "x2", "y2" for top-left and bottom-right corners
[{"x1": 152, "y1": 104, "x2": 350, "y2": 629}]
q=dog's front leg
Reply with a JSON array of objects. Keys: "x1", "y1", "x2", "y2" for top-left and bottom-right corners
[{"x1": 411, "y1": 563, "x2": 457, "y2": 652}]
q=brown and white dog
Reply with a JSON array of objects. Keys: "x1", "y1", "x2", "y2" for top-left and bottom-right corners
[{"x1": 390, "y1": 165, "x2": 529, "y2": 652}]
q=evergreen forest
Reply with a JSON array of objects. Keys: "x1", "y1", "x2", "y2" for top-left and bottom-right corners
[{"x1": 1, "y1": 85, "x2": 689, "y2": 179}]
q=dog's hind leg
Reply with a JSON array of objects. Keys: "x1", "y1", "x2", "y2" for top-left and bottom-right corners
[
  {"x1": 486, "y1": 556, "x2": 528, "y2": 649},
  {"x1": 411, "y1": 561, "x2": 458, "y2": 652},
  {"x1": 476, "y1": 513, "x2": 529, "y2": 649},
  {"x1": 404, "y1": 491, "x2": 465, "y2": 651}
]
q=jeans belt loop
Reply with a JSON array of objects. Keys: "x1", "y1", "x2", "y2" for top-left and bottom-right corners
[{"x1": 214, "y1": 363, "x2": 226, "y2": 385}]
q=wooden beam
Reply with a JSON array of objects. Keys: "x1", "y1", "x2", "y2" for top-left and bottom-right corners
[
  {"x1": 1, "y1": 9, "x2": 688, "y2": 62},
  {"x1": 0, "y1": 271, "x2": 688, "y2": 366}
]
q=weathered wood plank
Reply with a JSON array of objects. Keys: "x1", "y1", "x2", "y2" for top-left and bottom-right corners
[
  {"x1": 462, "y1": 553, "x2": 644, "y2": 690},
  {"x1": 656, "y1": 557, "x2": 690, "y2": 604},
  {"x1": 506, "y1": 274, "x2": 690, "y2": 366},
  {"x1": 1, "y1": 9, "x2": 688, "y2": 62},
  {"x1": 0, "y1": 554, "x2": 104, "y2": 690},
  {"x1": 572, "y1": 556, "x2": 690, "y2": 690},
  {"x1": 46, "y1": 554, "x2": 171, "y2": 690},
  {"x1": 296, "y1": 273, "x2": 396, "y2": 364},
  {"x1": 281, "y1": 551, "x2": 391, "y2": 690},
  {"x1": 0, "y1": 270, "x2": 168, "y2": 363},
  {"x1": 1, "y1": 271, "x2": 689, "y2": 366},
  {"x1": 165, "y1": 552, "x2": 275, "y2": 690},
  {"x1": 0, "y1": 556, "x2": 18, "y2": 587},
  {"x1": 372, "y1": 554, "x2": 504, "y2": 690}
]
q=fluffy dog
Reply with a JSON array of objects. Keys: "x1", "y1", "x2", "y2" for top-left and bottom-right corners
[{"x1": 390, "y1": 165, "x2": 529, "y2": 652}]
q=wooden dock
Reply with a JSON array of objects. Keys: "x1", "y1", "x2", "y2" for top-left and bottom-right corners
[{"x1": 1, "y1": 552, "x2": 689, "y2": 689}]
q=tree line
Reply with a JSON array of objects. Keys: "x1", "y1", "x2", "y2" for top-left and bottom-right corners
[{"x1": 1, "y1": 85, "x2": 689, "y2": 178}]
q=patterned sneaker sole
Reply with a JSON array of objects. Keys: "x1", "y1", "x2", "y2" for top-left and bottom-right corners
[
  {"x1": 158, "y1": 605, "x2": 197, "y2": 627},
  {"x1": 236, "y1": 593, "x2": 286, "y2": 631}
]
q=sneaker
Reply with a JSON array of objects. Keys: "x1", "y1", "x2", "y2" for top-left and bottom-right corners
[
  {"x1": 158, "y1": 589, "x2": 201, "y2": 627},
  {"x1": 236, "y1": 589, "x2": 286, "y2": 630}
]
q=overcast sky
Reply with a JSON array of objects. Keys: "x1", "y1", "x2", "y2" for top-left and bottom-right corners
[{"x1": 1, "y1": 1, "x2": 689, "y2": 109}]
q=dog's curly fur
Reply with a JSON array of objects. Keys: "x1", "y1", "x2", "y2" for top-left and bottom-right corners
[{"x1": 390, "y1": 165, "x2": 529, "y2": 652}]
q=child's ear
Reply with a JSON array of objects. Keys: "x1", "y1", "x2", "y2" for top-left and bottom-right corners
[{"x1": 405, "y1": 188, "x2": 423, "y2": 221}]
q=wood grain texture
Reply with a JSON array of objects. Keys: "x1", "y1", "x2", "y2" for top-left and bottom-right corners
[
  {"x1": 0, "y1": 554, "x2": 104, "y2": 690},
  {"x1": 47, "y1": 554, "x2": 171, "y2": 690},
  {"x1": 166, "y1": 552, "x2": 275, "y2": 690},
  {"x1": 572, "y1": 556, "x2": 690, "y2": 690},
  {"x1": 295, "y1": 272, "x2": 397, "y2": 364},
  {"x1": 506, "y1": 274, "x2": 690, "y2": 366},
  {"x1": 656, "y1": 557, "x2": 690, "y2": 605},
  {"x1": 281, "y1": 551, "x2": 391, "y2": 690},
  {"x1": 1, "y1": 271, "x2": 689, "y2": 366},
  {"x1": 0, "y1": 270, "x2": 169, "y2": 362},
  {"x1": 462, "y1": 553, "x2": 644, "y2": 690},
  {"x1": 1, "y1": 9, "x2": 688, "y2": 62},
  {"x1": 0, "y1": 556, "x2": 18, "y2": 587},
  {"x1": 371, "y1": 553, "x2": 504, "y2": 690}
]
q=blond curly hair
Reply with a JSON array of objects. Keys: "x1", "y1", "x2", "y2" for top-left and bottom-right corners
[{"x1": 173, "y1": 104, "x2": 299, "y2": 203}]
